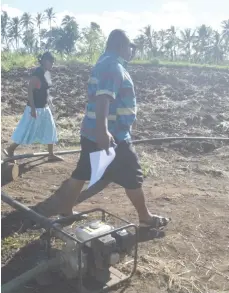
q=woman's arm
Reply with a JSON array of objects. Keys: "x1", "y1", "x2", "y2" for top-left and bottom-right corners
[{"x1": 28, "y1": 76, "x2": 40, "y2": 118}]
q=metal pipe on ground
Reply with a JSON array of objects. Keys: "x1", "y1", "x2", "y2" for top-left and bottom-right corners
[
  {"x1": 1, "y1": 191, "x2": 80, "y2": 243},
  {"x1": 132, "y1": 136, "x2": 229, "y2": 145},
  {"x1": 1, "y1": 191, "x2": 53, "y2": 229},
  {"x1": 2, "y1": 149, "x2": 81, "y2": 164},
  {"x1": 2, "y1": 136, "x2": 229, "y2": 164},
  {"x1": 1, "y1": 257, "x2": 63, "y2": 293}
]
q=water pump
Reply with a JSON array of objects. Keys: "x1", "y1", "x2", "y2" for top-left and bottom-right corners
[{"x1": 40, "y1": 209, "x2": 138, "y2": 292}]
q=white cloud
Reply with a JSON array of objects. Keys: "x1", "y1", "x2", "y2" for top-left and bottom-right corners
[
  {"x1": 1, "y1": 4, "x2": 23, "y2": 18},
  {"x1": 162, "y1": 1, "x2": 189, "y2": 13},
  {"x1": 55, "y1": 8, "x2": 196, "y2": 39}
]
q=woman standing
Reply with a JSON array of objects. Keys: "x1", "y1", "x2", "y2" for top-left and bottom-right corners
[{"x1": 4, "y1": 52, "x2": 62, "y2": 161}]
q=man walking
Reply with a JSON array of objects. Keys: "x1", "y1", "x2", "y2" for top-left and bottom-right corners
[{"x1": 35, "y1": 29, "x2": 170, "y2": 229}]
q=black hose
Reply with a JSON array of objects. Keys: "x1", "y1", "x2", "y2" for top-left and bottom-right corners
[
  {"x1": 1, "y1": 191, "x2": 52, "y2": 229},
  {"x1": 2, "y1": 136, "x2": 228, "y2": 164},
  {"x1": 2, "y1": 149, "x2": 81, "y2": 164},
  {"x1": 132, "y1": 136, "x2": 229, "y2": 144}
]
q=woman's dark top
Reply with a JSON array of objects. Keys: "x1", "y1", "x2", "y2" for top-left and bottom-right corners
[{"x1": 27, "y1": 67, "x2": 51, "y2": 108}]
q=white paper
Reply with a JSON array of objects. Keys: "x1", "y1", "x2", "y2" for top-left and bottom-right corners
[{"x1": 88, "y1": 147, "x2": 116, "y2": 188}]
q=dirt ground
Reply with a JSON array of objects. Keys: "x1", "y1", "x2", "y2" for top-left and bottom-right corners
[{"x1": 1, "y1": 64, "x2": 229, "y2": 293}]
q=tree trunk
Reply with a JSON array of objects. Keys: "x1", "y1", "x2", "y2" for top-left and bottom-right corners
[{"x1": 38, "y1": 26, "x2": 41, "y2": 48}]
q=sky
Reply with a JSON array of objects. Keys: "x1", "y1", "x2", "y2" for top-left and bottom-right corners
[{"x1": 1, "y1": 0, "x2": 229, "y2": 38}]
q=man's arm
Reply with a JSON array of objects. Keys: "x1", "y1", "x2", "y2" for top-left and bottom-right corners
[
  {"x1": 95, "y1": 95, "x2": 115, "y2": 152},
  {"x1": 28, "y1": 76, "x2": 39, "y2": 118},
  {"x1": 95, "y1": 95, "x2": 109, "y2": 133},
  {"x1": 94, "y1": 63, "x2": 122, "y2": 151}
]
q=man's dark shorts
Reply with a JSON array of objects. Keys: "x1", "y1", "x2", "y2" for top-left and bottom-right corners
[{"x1": 71, "y1": 136, "x2": 143, "y2": 189}]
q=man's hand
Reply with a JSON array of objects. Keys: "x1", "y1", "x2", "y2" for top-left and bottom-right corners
[
  {"x1": 30, "y1": 108, "x2": 37, "y2": 118},
  {"x1": 96, "y1": 131, "x2": 115, "y2": 154}
]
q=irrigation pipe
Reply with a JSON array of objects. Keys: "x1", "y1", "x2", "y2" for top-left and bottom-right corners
[
  {"x1": 2, "y1": 149, "x2": 81, "y2": 164},
  {"x1": 1, "y1": 257, "x2": 62, "y2": 293},
  {"x1": 2, "y1": 136, "x2": 229, "y2": 164}
]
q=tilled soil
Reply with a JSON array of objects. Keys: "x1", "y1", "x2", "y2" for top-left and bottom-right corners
[{"x1": 1, "y1": 64, "x2": 229, "y2": 293}]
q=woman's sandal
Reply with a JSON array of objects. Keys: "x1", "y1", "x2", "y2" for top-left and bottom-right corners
[
  {"x1": 3, "y1": 149, "x2": 11, "y2": 157},
  {"x1": 3, "y1": 149, "x2": 16, "y2": 163},
  {"x1": 139, "y1": 215, "x2": 171, "y2": 229},
  {"x1": 48, "y1": 155, "x2": 64, "y2": 162}
]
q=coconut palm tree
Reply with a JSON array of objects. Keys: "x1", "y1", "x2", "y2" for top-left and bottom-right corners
[
  {"x1": 165, "y1": 26, "x2": 178, "y2": 61},
  {"x1": 221, "y1": 19, "x2": 229, "y2": 57},
  {"x1": 23, "y1": 28, "x2": 36, "y2": 53},
  {"x1": 45, "y1": 7, "x2": 56, "y2": 30},
  {"x1": 1, "y1": 11, "x2": 9, "y2": 48},
  {"x1": 39, "y1": 28, "x2": 48, "y2": 50},
  {"x1": 194, "y1": 24, "x2": 213, "y2": 63},
  {"x1": 8, "y1": 17, "x2": 22, "y2": 49},
  {"x1": 134, "y1": 35, "x2": 146, "y2": 59},
  {"x1": 21, "y1": 12, "x2": 34, "y2": 32},
  {"x1": 142, "y1": 25, "x2": 158, "y2": 59},
  {"x1": 179, "y1": 28, "x2": 196, "y2": 61},
  {"x1": 221, "y1": 19, "x2": 229, "y2": 39},
  {"x1": 35, "y1": 13, "x2": 45, "y2": 46},
  {"x1": 61, "y1": 15, "x2": 76, "y2": 27},
  {"x1": 158, "y1": 29, "x2": 167, "y2": 58},
  {"x1": 208, "y1": 31, "x2": 224, "y2": 64}
]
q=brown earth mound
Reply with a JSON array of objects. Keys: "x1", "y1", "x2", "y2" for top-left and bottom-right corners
[{"x1": 2, "y1": 64, "x2": 229, "y2": 138}]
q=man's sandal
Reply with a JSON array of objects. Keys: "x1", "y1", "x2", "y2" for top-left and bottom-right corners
[{"x1": 139, "y1": 215, "x2": 171, "y2": 229}]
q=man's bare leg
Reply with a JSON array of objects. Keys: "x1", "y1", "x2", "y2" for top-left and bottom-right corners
[
  {"x1": 61, "y1": 178, "x2": 85, "y2": 215},
  {"x1": 125, "y1": 187, "x2": 170, "y2": 228},
  {"x1": 34, "y1": 178, "x2": 85, "y2": 217}
]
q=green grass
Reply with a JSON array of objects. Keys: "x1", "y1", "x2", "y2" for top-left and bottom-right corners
[
  {"x1": 131, "y1": 58, "x2": 229, "y2": 70},
  {"x1": 1, "y1": 52, "x2": 229, "y2": 71},
  {"x1": 1, "y1": 52, "x2": 92, "y2": 71},
  {"x1": 2, "y1": 233, "x2": 40, "y2": 252},
  {"x1": 1, "y1": 52, "x2": 37, "y2": 71},
  {"x1": 54, "y1": 54, "x2": 92, "y2": 66}
]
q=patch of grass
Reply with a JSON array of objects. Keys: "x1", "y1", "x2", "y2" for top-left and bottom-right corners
[
  {"x1": 131, "y1": 58, "x2": 229, "y2": 70},
  {"x1": 1, "y1": 52, "x2": 92, "y2": 71},
  {"x1": 140, "y1": 152, "x2": 153, "y2": 178},
  {"x1": 160, "y1": 60, "x2": 229, "y2": 70},
  {"x1": 131, "y1": 58, "x2": 229, "y2": 69},
  {"x1": 2, "y1": 232, "x2": 40, "y2": 252},
  {"x1": 1, "y1": 52, "x2": 37, "y2": 71},
  {"x1": 141, "y1": 161, "x2": 152, "y2": 178},
  {"x1": 56, "y1": 117, "x2": 81, "y2": 147},
  {"x1": 2, "y1": 52, "x2": 229, "y2": 71},
  {"x1": 54, "y1": 54, "x2": 91, "y2": 66}
]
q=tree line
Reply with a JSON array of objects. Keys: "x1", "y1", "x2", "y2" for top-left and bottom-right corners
[
  {"x1": 134, "y1": 22, "x2": 229, "y2": 64},
  {"x1": 1, "y1": 9, "x2": 105, "y2": 62},
  {"x1": 1, "y1": 8, "x2": 229, "y2": 64}
]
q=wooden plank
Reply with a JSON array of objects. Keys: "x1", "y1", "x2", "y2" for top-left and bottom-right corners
[{"x1": 102, "y1": 267, "x2": 127, "y2": 289}]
